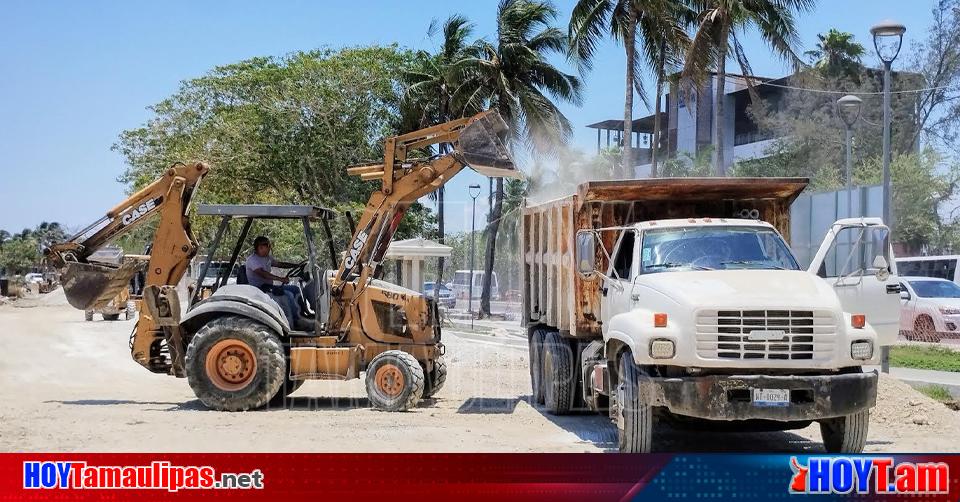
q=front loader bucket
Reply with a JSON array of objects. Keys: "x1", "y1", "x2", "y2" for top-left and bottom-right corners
[
  {"x1": 455, "y1": 111, "x2": 519, "y2": 178},
  {"x1": 61, "y1": 260, "x2": 144, "y2": 311}
]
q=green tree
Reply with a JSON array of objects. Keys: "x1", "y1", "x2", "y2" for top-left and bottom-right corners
[
  {"x1": 405, "y1": 15, "x2": 484, "y2": 291},
  {"x1": 462, "y1": 0, "x2": 582, "y2": 317},
  {"x1": 0, "y1": 230, "x2": 9, "y2": 253},
  {"x1": 804, "y1": 29, "x2": 865, "y2": 79},
  {"x1": 569, "y1": 0, "x2": 690, "y2": 177},
  {"x1": 114, "y1": 46, "x2": 431, "y2": 248},
  {"x1": 683, "y1": 0, "x2": 815, "y2": 175}
]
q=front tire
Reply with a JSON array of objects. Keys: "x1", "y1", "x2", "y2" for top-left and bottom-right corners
[
  {"x1": 365, "y1": 350, "x2": 424, "y2": 412},
  {"x1": 84, "y1": 310, "x2": 94, "y2": 321},
  {"x1": 914, "y1": 316, "x2": 942, "y2": 343},
  {"x1": 185, "y1": 316, "x2": 285, "y2": 411},
  {"x1": 820, "y1": 411, "x2": 869, "y2": 453},
  {"x1": 617, "y1": 352, "x2": 653, "y2": 453}
]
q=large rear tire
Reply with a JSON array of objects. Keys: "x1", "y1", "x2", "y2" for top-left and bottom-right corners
[
  {"x1": 186, "y1": 316, "x2": 285, "y2": 411},
  {"x1": 422, "y1": 357, "x2": 447, "y2": 399},
  {"x1": 365, "y1": 350, "x2": 424, "y2": 412},
  {"x1": 819, "y1": 411, "x2": 869, "y2": 453},
  {"x1": 542, "y1": 331, "x2": 574, "y2": 415},
  {"x1": 617, "y1": 352, "x2": 653, "y2": 453},
  {"x1": 528, "y1": 328, "x2": 546, "y2": 405}
]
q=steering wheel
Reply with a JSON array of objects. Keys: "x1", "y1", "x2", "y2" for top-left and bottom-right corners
[{"x1": 285, "y1": 260, "x2": 309, "y2": 280}]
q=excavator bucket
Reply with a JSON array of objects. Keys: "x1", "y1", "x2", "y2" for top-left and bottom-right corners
[
  {"x1": 455, "y1": 111, "x2": 519, "y2": 178},
  {"x1": 61, "y1": 260, "x2": 144, "y2": 311}
]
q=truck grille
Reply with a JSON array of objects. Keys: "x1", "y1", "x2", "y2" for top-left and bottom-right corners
[{"x1": 695, "y1": 309, "x2": 836, "y2": 361}]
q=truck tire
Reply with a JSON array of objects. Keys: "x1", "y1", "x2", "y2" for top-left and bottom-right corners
[
  {"x1": 617, "y1": 352, "x2": 653, "y2": 453},
  {"x1": 102, "y1": 313, "x2": 120, "y2": 321},
  {"x1": 819, "y1": 410, "x2": 869, "y2": 453},
  {"x1": 185, "y1": 316, "x2": 285, "y2": 412},
  {"x1": 84, "y1": 310, "x2": 94, "y2": 322},
  {"x1": 422, "y1": 357, "x2": 448, "y2": 399},
  {"x1": 528, "y1": 328, "x2": 546, "y2": 405},
  {"x1": 365, "y1": 350, "x2": 424, "y2": 412},
  {"x1": 125, "y1": 301, "x2": 135, "y2": 321},
  {"x1": 542, "y1": 331, "x2": 574, "y2": 415}
]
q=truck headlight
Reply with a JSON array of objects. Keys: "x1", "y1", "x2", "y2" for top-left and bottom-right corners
[
  {"x1": 939, "y1": 306, "x2": 960, "y2": 315},
  {"x1": 850, "y1": 340, "x2": 873, "y2": 360},
  {"x1": 650, "y1": 339, "x2": 675, "y2": 359}
]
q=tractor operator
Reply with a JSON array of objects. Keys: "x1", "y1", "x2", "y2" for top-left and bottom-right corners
[{"x1": 245, "y1": 236, "x2": 302, "y2": 326}]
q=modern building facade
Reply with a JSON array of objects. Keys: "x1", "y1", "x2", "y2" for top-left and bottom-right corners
[{"x1": 587, "y1": 73, "x2": 782, "y2": 177}]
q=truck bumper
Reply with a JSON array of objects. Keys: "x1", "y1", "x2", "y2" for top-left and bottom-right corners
[{"x1": 637, "y1": 371, "x2": 878, "y2": 421}]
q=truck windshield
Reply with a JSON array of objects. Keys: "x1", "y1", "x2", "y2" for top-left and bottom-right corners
[{"x1": 640, "y1": 226, "x2": 800, "y2": 274}]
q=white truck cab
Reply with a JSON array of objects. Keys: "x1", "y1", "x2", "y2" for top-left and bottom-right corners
[{"x1": 523, "y1": 178, "x2": 900, "y2": 454}]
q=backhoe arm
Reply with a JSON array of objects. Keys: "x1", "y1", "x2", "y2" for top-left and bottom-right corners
[
  {"x1": 45, "y1": 161, "x2": 209, "y2": 376},
  {"x1": 329, "y1": 110, "x2": 517, "y2": 330}
]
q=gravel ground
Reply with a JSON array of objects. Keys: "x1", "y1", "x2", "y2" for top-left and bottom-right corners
[{"x1": 1, "y1": 289, "x2": 958, "y2": 453}]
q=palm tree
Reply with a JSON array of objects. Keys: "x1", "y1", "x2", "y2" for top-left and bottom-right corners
[
  {"x1": 804, "y1": 29, "x2": 865, "y2": 78},
  {"x1": 463, "y1": 0, "x2": 582, "y2": 317},
  {"x1": 683, "y1": 0, "x2": 815, "y2": 175},
  {"x1": 406, "y1": 15, "x2": 481, "y2": 293},
  {"x1": 569, "y1": 0, "x2": 690, "y2": 178}
]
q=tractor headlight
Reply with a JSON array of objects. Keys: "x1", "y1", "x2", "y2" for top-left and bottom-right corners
[
  {"x1": 851, "y1": 340, "x2": 873, "y2": 360},
  {"x1": 650, "y1": 339, "x2": 675, "y2": 359}
]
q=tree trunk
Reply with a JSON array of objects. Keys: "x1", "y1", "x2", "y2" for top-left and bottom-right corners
[
  {"x1": 479, "y1": 177, "x2": 503, "y2": 318},
  {"x1": 621, "y1": 12, "x2": 637, "y2": 179},
  {"x1": 651, "y1": 64, "x2": 664, "y2": 178},
  {"x1": 713, "y1": 31, "x2": 729, "y2": 176}
]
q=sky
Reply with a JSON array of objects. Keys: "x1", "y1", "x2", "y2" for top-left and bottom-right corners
[{"x1": 0, "y1": 0, "x2": 939, "y2": 236}]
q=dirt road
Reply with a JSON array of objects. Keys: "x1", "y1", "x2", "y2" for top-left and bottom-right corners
[{"x1": 1, "y1": 295, "x2": 958, "y2": 453}]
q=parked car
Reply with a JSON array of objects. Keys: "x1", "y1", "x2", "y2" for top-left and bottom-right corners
[
  {"x1": 23, "y1": 273, "x2": 44, "y2": 284},
  {"x1": 898, "y1": 276, "x2": 960, "y2": 342},
  {"x1": 449, "y1": 270, "x2": 499, "y2": 300},
  {"x1": 423, "y1": 281, "x2": 456, "y2": 309},
  {"x1": 896, "y1": 255, "x2": 960, "y2": 283}
]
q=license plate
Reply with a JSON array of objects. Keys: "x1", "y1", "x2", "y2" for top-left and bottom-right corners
[{"x1": 752, "y1": 388, "x2": 789, "y2": 407}]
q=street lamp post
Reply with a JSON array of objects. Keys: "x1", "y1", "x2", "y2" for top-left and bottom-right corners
[
  {"x1": 871, "y1": 19, "x2": 905, "y2": 374},
  {"x1": 468, "y1": 184, "x2": 481, "y2": 330},
  {"x1": 836, "y1": 95, "x2": 863, "y2": 218}
]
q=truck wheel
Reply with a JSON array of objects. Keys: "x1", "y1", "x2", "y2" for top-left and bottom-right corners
[
  {"x1": 617, "y1": 352, "x2": 653, "y2": 453},
  {"x1": 102, "y1": 313, "x2": 120, "y2": 321},
  {"x1": 185, "y1": 316, "x2": 285, "y2": 412},
  {"x1": 528, "y1": 329, "x2": 546, "y2": 405},
  {"x1": 422, "y1": 357, "x2": 447, "y2": 399},
  {"x1": 84, "y1": 310, "x2": 94, "y2": 322},
  {"x1": 542, "y1": 331, "x2": 574, "y2": 415},
  {"x1": 365, "y1": 350, "x2": 424, "y2": 412},
  {"x1": 819, "y1": 411, "x2": 869, "y2": 453},
  {"x1": 125, "y1": 301, "x2": 136, "y2": 321},
  {"x1": 914, "y1": 316, "x2": 941, "y2": 343}
]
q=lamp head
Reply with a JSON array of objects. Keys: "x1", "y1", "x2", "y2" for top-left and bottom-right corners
[
  {"x1": 836, "y1": 94, "x2": 863, "y2": 128},
  {"x1": 871, "y1": 20, "x2": 906, "y2": 64},
  {"x1": 468, "y1": 184, "x2": 482, "y2": 199}
]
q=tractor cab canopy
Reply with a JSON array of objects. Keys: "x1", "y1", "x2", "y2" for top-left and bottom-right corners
[{"x1": 190, "y1": 204, "x2": 339, "y2": 308}]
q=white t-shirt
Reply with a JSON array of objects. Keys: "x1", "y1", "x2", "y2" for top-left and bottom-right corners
[{"x1": 245, "y1": 254, "x2": 273, "y2": 288}]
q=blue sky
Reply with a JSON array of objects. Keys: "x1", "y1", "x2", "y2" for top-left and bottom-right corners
[{"x1": 0, "y1": 0, "x2": 938, "y2": 235}]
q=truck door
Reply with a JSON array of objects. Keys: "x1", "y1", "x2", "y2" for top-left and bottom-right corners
[
  {"x1": 807, "y1": 219, "x2": 900, "y2": 345},
  {"x1": 601, "y1": 229, "x2": 637, "y2": 332}
]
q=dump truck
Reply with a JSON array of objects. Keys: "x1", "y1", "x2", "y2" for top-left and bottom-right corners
[
  {"x1": 522, "y1": 178, "x2": 901, "y2": 453},
  {"x1": 47, "y1": 110, "x2": 517, "y2": 412}
]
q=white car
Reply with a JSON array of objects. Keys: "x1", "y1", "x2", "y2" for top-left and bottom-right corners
[{"x1": 898, "y1": 276, "x2": 960, "y2": 342}]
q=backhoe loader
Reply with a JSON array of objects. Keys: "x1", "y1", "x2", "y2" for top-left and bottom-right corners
[{"x1": 47, "y1": 110, "x2": 518, "y2": 412}]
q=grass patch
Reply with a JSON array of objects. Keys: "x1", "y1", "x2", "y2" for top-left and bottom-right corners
[
  {"x1": 918, "y1": 384, "x2": 954, "y2": 402},
  {"x1": 889, "y1": 345, "x2": 960, "y2": 372}
]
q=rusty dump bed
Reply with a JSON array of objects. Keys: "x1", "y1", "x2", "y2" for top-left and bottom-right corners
[{"x1": 520, "y1": 177, "x2": 808, "y2": 339}]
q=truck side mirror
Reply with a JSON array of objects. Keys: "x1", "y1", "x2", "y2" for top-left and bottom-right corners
[
  {"x1": 899, "y1": 290, "x2": 911, "y2": 301},
  {"x1": 575, "y1": 230, "x2": 597, "y2": 278}
]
